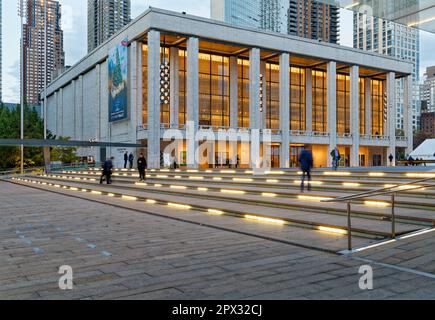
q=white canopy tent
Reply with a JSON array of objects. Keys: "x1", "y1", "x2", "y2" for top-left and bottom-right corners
[{"x1": 410, "y1": 139, "x2": 435, "y2": 161}]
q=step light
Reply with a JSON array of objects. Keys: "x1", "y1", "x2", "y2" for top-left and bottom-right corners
[
  {"x1": 233, "y1": 178, "x2": 253, "y2": 182},
  {"x1": 343, "y1": 182, "x2": 360, "y2": 187},
  {"x1": 170, "y1": 185, "x2": 187, "y2": 190},
  {"x1": 262, "y1": 193, "x2": 277, "y2": 197},
  {"x1": 324, "y1": 171, "x2": 351, "y2": 176},
  {"x1": 364, "y1": 201, "x2": 389, "y2": 207},
  {"x1": 221, "y1": 189, "x2": 245, "y2": 194},
  {"x1": 197, "y1": 187, "x2": 208, "y2": 191},
  {"x1": 146, "y1": 199, "x2": 157, "y2": 204},
  {"x1": 122, "y1": 195, "x2": 137, "y2": 201},
  {"x1": 244, "y1": 215, "x2": 285, "y2": 225},
  {"x1": 297, "y1": 195, "x2": 333, "y2": 202},
  {"x1": 207, "y1": 209, "x2": 224, "y2": 215},
  {"x1": 369, "y1": 172, "x2": 385, "y2": 177},
  {"x1": 167, "y1": 203, "x2": 191, "y2": 210},
  {"x1": 318, "y1": 226, "x2": 347, "y2": 235},
  {"x1": 267, "y1": 179, "x2": 279, "y2": 183}
]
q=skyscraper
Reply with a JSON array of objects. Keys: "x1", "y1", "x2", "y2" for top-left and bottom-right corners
[
  {"x1": 23, "y1": 0, "x2": 65, "y2": 105},
  {"x1": 287, "y1": 0, "x2": 339, "y2": 43},
  {"x1": 210, "y1": 0, "x2": 261, "y2": 29},
  {"x1": 421, "y1": 66, "x2": 435, "y2": 113},
  {"x1": 353, "y1": 13, "x2": 421, "y2": 131},
  {"x1": 211, "y1": 0, "x2": 339, "y2": 42},
  {"x1": 87, "y1": 0, "x2": 131, "y2": 53}
]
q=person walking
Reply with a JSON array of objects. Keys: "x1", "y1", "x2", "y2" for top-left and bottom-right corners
[
  {"x1": 299, "y1": 149, "x2": 313, "y2": 192},
  {"x1": 388, "y1": 153, "x2": 394, "y2": 166},
  {"x1": 123, "y1": 151, "x2": 128, "y2": 169},
  {"x1": 330, "y1": 147, "x2": 341, "y2": 171},
  {"x1": 128, "y1": 152, "x2": 134, "y2": 169},
  {"x1": 100, "y1": 157, "x2": 114, "y2": 185},
  {"x1": 137, "y1": 153, "x2": 147, "y2": 181}
]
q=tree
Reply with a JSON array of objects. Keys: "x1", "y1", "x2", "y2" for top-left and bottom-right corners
[
  {"x1": 50, "y1": 136, "x2": 80, "y2": 164},
  {"x1": 0, "y1": 104, "x2": 44, "y2": 170}
]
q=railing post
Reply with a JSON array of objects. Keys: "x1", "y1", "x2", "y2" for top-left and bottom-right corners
[
  {"x1": 347, "y1": 201, "x2": 352, "y2": 251},
  {"x1": 391, "y1": 193, "x2": 396, "y2": 239}
]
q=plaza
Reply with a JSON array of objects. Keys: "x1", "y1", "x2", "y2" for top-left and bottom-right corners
[
  {"x1": 44, "y1": 8, "x2": 414, "y2": 169},
  {"x1": 1, "y1": 165, "x2": 434, "y2": 299}
]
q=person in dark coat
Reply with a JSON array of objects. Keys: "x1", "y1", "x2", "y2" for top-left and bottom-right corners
[
  {"x1": 123, "y1": 151, "x2": 128, "y2": 169},
  {"x1": 388, "y1": 153, "x2": 394, "y2": 166},
  {"x1": 137, "y1": 153, "x2": 147, "y2": 181},
  {"x1": 299, "y1": 149, "x2": 313, "y2": 192},
  {"x1": 128, "y1": 152, "x2": 134, "y2": 169},
  {"x1": 100, "y1": 157, "x2": 114, "y2": 185}
]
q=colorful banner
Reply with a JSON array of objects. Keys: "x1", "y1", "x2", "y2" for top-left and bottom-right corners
[{"x1": 108, "y1": 39, "x2": 128, "y2": 122}]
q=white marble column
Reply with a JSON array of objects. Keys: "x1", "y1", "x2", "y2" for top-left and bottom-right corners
[
  {"x1": 229, "y1": 56, "x2": 238, "y2": 129},
  {"x1": 186, "y1": 37, "x2": 199, "y2": 168},
  {"x1": 137, "y1": 43, "x2": 143, "y2": 130},
  {"x1": 327, "y1": 61, "x2": 337, "y2": 167},
  {"x1": 403, "y1": 75, "x2": 413, "y2": 155},
  {"x1": 387, "y1": 72, "x2": 396, "y2": 166},
  {"x1": 305, "y1": 68, "x2": 313, "y2": 132},
  {"x1": 170, "y1": 47, "x2": 179, "y2": 129},
  {"x1": 249, "y1": 48, "x2": 261, "y2": 168},
  {"x1": 350, "y1": 65, "x2": 360, "y2": 167},
  {"x1": 130, "y1": 41, "x2": 138, "y2": 143},
  {"x1": 147, "y1": 30, "x2": 161, "y2": 168},
  {"x1": 279, "y1": 53, "x2": 290, "y2": 168},
  {"x1": 364, "y1": 78, "x2": 372, "y2": 135}
]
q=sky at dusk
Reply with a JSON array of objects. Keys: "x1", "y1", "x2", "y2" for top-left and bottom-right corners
[{"x1": 3, "y1": 0, "x2": 435, "y2": 103}]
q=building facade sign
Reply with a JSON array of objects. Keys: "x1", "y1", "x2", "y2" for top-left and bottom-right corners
[{"x1": 108, "y1": 39, "x2": 128, "y2": 122}]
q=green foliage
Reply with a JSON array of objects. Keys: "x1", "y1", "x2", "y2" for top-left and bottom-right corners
[
  {"x1": 50, "y1": 136, "x2": 80, "y2": 164},
  {"x1": 0, "y1": 104, "x2": 44, "y2": 170}
]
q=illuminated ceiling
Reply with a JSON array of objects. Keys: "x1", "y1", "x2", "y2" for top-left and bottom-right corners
[{"x1": 320, "y1": 0, "x2": 435, "y2": 33}]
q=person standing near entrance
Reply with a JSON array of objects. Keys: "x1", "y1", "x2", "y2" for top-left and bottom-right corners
[
  {"x1": 124, "y1": 151, "x2": 128, "y2": 169},
  {"x1": 137, "y1": 153, "x2": 147, "y2": 181},
  {"x1": 388, "y1": 153, "x2": 394, "y2": 166},
  {"x1": 330, "y1": 147, "x2": 341, "y2": 170},
  {"x1": 128, "y1": 152, "x2": 134, "y2": 169},
  {"x1": 299, "y1": 148, "x2": 313, "y2": 192}
]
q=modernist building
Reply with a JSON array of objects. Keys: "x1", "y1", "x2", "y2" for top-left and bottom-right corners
[
  {"x1": 211, "y1": 0, "x2": 339, "y2": 43},
  {"x1": 211, "y1": 0, "x2": 262, "y2": 30},
  {"x1": 23, "y1": 0, "x2": 65, "y2": 105},
  {"x1": 353, "y1": 12, "x2": 420, "y2": 132},
  {"x1": 43, "y1": 8, "x2": 414, "y2": 169},
  {"x1": 420, "y1": 112, "x2": 435, "y2": 136},
  {"x1": 421, "y1": 66, "x2": 435, "y2": 113},
  {"x1": 87, "y1": 0, "x2": 131, "y2": 53}
]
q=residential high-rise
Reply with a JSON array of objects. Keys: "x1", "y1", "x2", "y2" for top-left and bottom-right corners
[
  {"x1": 211, "y1": 0, "x2": 339, "y2": 42},
  {"x1": 87, "y1": 0, "x2": 131, "y2": 53},
  {"x1": 353, "y1": 12, "x2": 421, "y2": 132},
  {"x1": 23, "y1": 0, "x2": 65, "y2": 105},
  {"x1": 421, "y1": 66, "x2": 435, "y2": 113},
  {"x1": 287, "y1": 0, "x2": 340, "y2": 43}
]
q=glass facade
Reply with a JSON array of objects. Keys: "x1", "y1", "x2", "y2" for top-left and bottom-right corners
[
  {"x1": 161, "y1": 47, "x2": 170, "y2": 125},
  {"x1": 198, "y1": 53, "x2": 230, "y2": 127},
  {"x1": 290, "y1": 67, "x2": 306, "y2": 131},
  {"x1": 336, "y1": 74, "x2": 350, "y2": 134},
  {"x1": 179, "y1": 49, "x2": 187, "y2": 126},
  {"x1": 265, "y1": 63, "x2": 280, "y2": 129},
  {"x1": 359, "y1": 78, "x2": 365, "y2": 134},
  {"x1": 371, "y1": 79, "x2": 385, "y2": 135},
  {"x1": 312, "y1": 70, "x2": 327, "y2": 132},
  {"x1": 238, "y1": 59, "x2": 250, "y2": 128},
  {"x1": 142, "y1": 44, "x2": 148, "y2": 125}
]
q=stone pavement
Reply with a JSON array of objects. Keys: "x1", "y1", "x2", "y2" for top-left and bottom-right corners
[{"x1": 1, "y1": 181, "x2": 434, "y2": 300}]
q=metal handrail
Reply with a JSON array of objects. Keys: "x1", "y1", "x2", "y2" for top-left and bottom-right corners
[{"x1": 321, "y1": 175, "x2": 435, "y2": 251}]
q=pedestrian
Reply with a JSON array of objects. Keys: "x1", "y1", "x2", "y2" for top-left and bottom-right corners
[
  {"x1": 236, "y1": 154, "x2": 240, "y2": 169},
  {"x1": 100, "y1": 157, "x2": 114, "y2": 185},
  {"x1": 128, "y1": 152, "x2": 134, "y2": 169},
  {"x1": 299, "y1": 148, "x2": 313, "y2": 192},
  {"x1": 330, "y1": 147, "x2": 341, "y2": 170},
  {"x1": 388, "y1": 153, "x2": 394, "y2": 166},
  {"x1": 123, "y1": 151, "x2": 128, "y2": 169},
  {"x1": 137, "y1": 153, "x2": 147, "y2": 181}
]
